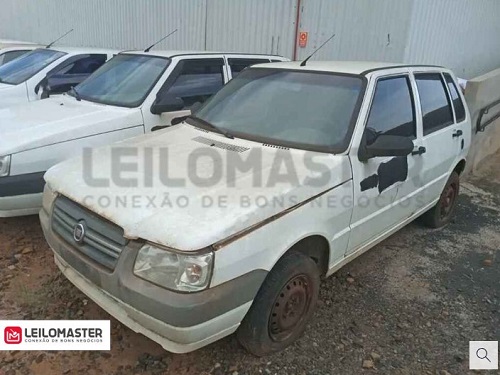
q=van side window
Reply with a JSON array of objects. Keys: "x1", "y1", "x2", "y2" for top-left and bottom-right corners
[
  {"x1": 443, "y1": 73, "x2": 466, "y2": 123},
  {"x1": 161, "y1": 58, "x2": 224, "y2": 109},
  {"x1": 365, "y1": 76, "x2": 416, "y2": 145},
  {"x1": 415, "y1": 73, "x2": 454, "y2": 135},
  {"x1": 228, "y1": 58, "x2": 270, "y2": 77}
]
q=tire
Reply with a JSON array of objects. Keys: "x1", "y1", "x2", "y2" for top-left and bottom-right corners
[
  {"x1": 420, "y1": 171, "x2": 460, "y2": 228},
  {"x1": 237, "y1": 251, "x2": 320, "y2": 356}
]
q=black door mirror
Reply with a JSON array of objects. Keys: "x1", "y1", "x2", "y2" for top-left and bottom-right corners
[
  {"x1": 359, "y1": 134, "x2": 414, "y2": 161},
  {"x1": 150, "y1": 96, "x2": 185, "y2": 115}
]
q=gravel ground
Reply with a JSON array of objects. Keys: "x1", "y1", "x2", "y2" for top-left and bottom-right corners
[{"x1": 0, "y1": 151, "x2": 499, "y2": 375}]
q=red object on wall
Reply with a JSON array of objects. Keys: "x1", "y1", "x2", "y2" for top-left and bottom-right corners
[{"x1": 298, "y1": 31, "x2": 308, "y2": 48}]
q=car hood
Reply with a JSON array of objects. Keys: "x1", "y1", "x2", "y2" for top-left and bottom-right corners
[
  {"x1": 45, "y1": 123, "x2": 352, "y2": 251},
  {"x1": 0, "y1": 96, "x2": 143, "y2": 155},
  {"x1": 0, "y1": 83, "x2": 13, "y2": 90}
]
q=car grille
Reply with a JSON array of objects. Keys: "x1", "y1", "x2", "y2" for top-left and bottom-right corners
[{"x1": 51, "y1": 196, "x2": 128, "y2": 270}]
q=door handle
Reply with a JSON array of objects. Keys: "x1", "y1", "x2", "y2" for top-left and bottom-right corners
[
  {"x1": 452, "y1": 130, "x2": 463, "y2": 138},
  {"x1": 411, "y1": 146, "x2": 426, "y2": 156}
]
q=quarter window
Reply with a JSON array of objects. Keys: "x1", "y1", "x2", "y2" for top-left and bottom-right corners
[
  {"x1": 415, "y1": 73, "x2": 454, "y2": 135},
  {"x1": 444, "y1": 73, "x2": 466, "y2": 123},
  {"x1": 159, "y1": 58, "x2": 225, "y2": 110},
  {"x1": 228, "y1": 58, "x2": 270, "y2": 77},
  {"x1": 365, "y1": 76, "x2": 416, "y2": 144}
]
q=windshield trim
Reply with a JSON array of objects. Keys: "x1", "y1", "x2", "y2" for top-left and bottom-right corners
[
  {"x1": 0, "y1": 49, "x2": 67, "y2": 85},
  {"x1": 191, "y1": 68, "x2": 368, "y2": 154},
  {"x1": 68, "y1": 53, "x2": 172, "y2": 108}
]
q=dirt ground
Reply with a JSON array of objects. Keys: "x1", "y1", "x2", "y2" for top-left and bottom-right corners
[{"x1": 1, "y1": 152, "x2": 499, "y2": 375}]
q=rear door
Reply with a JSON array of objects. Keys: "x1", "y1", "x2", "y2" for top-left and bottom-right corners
[{"x1": 411, "y1": 70, "x2": 465, "y2": 207}]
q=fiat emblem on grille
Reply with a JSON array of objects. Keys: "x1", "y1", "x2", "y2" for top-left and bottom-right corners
[{"x1": 73, "y1": 222, "x2": 86, "y2": 243}]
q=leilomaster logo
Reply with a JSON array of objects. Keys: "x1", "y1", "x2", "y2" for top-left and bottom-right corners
[
  {"x1": 0, "y1": 320, "x2": 110, "y2": 350},
  {"x1": 4, "y1": 326, "x2": 22, "y2": 344}
]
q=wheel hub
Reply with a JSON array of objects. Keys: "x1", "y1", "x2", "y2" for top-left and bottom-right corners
[{"x1": 269, "y1": 275, "x2": 311, "y2": 342}]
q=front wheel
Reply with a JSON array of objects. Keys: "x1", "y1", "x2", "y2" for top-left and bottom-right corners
[
  {"x1": 420, "y1": 171, "x2": 460, "y2": 228},
  {"x1": 237, "y1": 251, "x2": 320, "y2": 356}
]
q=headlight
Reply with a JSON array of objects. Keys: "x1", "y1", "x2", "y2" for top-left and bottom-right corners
[
  {"x1": 0, "y1": 155, "x2": 11, "y2": 177},
  {"x1": 133, "y1": 243, "x2": 214, "y2": 292}
]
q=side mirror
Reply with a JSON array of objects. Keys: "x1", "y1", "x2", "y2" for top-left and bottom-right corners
[
  {"x1": 150, "y1": 96, "x2": 185, "y2": 115},
  {"x1": 359, "y1": 134, "x2": 414, "y2": 161}
]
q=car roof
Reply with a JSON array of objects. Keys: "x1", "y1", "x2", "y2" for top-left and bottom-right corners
[
  {"x1": 121, "y1": 50, "x2": 286, "y2": 59},
  {"x1": 43, "y1": 46, "x2": 120, "y2": 55},
  {"x1": 252, "y1": 61, "x2": 444, "y2": 75}
]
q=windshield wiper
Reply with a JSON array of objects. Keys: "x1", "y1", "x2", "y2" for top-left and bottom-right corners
[
  {"x1": 187, "y1": 115, "x2": 234, "y2": 139},
  {"x1": 69, "y1": 86, "x2": 82, "y2": 101}
]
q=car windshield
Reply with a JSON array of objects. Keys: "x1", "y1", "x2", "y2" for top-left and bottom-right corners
[
  {"x1": 70, "y1": 54, "x2": 171, "y2": 107},
  {"x1": 0, "y1": 49, "x2": 66, "y2": 85},
  {"x1": 193, "y1": 68, "x2": 365, "y2": 152}
]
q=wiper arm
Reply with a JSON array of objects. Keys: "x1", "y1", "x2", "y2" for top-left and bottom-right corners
[
  {"x1": 69, "y1": 86, "x2": 82, "y2": 101},
  {"x1": 188, "y1": 115, "x2": 234, "y2": 139}
]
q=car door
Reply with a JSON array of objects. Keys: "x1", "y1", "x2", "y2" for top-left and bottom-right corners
[
  {"x1": 143, "y1": 56, "x2": 229, "y2": 131},
  {"x1": 411, "y1": 71, "x2": 466, "y2": 207},
  {"x1": 347, "y1": 73, "x2": 420, "y2": 255}
]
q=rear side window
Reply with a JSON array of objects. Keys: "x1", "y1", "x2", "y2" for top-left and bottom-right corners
[
  {"x1": 415, "y1": 73, "x2": 454, "y2": 135},
  {"x1": 444, "y1": 73, "x2": 466, "y2": 122},
  {"x1": 159, "y1": 58, "x2": 225, "y2": 109},
  {"x1": 365, "y1": 76, "x2": 416, "y2": 144},
  {"x1": 228, "y1": 58, "x2": 270, "y2": 77}
]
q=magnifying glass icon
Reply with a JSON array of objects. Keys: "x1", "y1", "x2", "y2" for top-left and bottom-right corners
[{"x1": 476, "y1": 348, "x2": 492, "y2": 362}]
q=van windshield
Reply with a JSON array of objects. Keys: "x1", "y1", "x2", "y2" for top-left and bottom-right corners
[
  {"x1": 193, "y1": 68, "x2": 365, "y2": 152},
  {"x1": 0, "y1": 49, "x2": 66, "y2": 85},
  {"x1": 70, "y1": 54, "x2": 171, "y2": 107}
]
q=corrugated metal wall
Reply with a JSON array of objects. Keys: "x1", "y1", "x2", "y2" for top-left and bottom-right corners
[
  {"x1": 404, "y1": 0, "x2": 500, "y2": 79},
  {"x1": 0, "y1": 0, "x2": 499, "y2": 78},
  {"x1": 295, "y1": 0, "x2": 414, "y2": 62}
]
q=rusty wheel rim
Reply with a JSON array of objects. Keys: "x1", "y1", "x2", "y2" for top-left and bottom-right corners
[
  {"x1": 440, "y1": 182, "x2": 457, "y2": 220},
  {"x1": 269, "y1": 275, "x2": 312, "y2": 342}
]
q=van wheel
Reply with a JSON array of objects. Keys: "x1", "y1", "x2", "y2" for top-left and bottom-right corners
[
  {"x1": 237, "y1": 251, "x2": 320, "y2": 356},
  {"x1": 421, "y1": 171, "x2": 460, "y2": 228}
]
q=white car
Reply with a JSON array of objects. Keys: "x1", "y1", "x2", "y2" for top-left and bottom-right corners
[
  {"x1": 0, "y1": 51, "x2": 287, "y2": 216},
  {"x1": 0, "y1": 47, "x2": 116, "y2": 108},
  {"x1": 40, "y1": 61, "x2": 471, "y2": 355}
]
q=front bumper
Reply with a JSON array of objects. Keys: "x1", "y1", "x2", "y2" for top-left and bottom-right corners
[
  {"x1": 40, "y1": 207, "x2": 266, "y2": 353},
  {"x1": 0, "y1": 172, "x2": 45, "y2": 217}
]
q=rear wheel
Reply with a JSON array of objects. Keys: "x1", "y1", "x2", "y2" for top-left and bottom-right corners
[
  {"x1": 237, "y1": 251, "x2": 320, "y2": 356},
  {"x1": 420, "y1": 171, "x2": 460, "y2": 228}
]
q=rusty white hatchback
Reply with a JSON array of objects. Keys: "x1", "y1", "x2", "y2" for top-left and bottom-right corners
[{"x1": 40, "y1": 61, "x2": 471, "y2": 355}]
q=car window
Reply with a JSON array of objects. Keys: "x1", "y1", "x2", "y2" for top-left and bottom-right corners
[
  {"x1": 443, "y1": 73, "x2": 466, "y2": 123},
  {"x1": 0, "y1": 49, "x2": 66, "y2": 85},
  {"x1": 71, "y1": 54, "x2": 171, "y2": 107},
  {"x1": 228, "y1": 58, "x2": 270, "y2": 77},
  {"x1": 194, "y1": 68, "x2": 364, "y2": 152},
  {"x1": 415, "y1": 73, "x2": 454, "y2": 135},
  {"x1": 0, "y1": 50, "x2": 30, "y2": 66},
  {"x1": 365, "y1": 76, "x2": 415, "y2": 144},
  {"x1": 55, "y1": 54, "x2": 107, "y2": 75},
  {"x1": 159, "y1": 58, "x2": 224, "y2": 109},
  {"x1": 47, "y1": 54, "x2": 108, "y2": 95}
]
